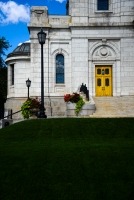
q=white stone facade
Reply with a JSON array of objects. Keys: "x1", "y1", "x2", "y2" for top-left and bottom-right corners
[{"x1": 5, "y1": 0, "x2": 134, "y2": 118}]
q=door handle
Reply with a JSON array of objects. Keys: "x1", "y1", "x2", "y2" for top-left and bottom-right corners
[{"x1": 102, "y1": 87, "x2": 105, "y2": 90}]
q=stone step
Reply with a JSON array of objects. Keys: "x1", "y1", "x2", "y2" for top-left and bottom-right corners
[{"x1": 92, "y1": 96, "x2": 134, "y2": 117}]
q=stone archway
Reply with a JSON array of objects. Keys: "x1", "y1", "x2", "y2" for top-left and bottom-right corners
[{"x1": 88, "y1": 39, "x2": 121, "y2": 97}]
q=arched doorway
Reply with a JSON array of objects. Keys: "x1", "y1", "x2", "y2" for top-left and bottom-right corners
[{"x1": 88, "y1": 40, "x2": 120, "y2": 97}]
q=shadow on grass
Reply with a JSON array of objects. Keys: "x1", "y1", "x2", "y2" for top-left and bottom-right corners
[{"x1": 0, "y1": 118, "x2": 134, "y2": 200}]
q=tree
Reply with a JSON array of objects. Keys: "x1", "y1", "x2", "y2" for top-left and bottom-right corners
[
  {"x1": 0, "y1": 36, "x2": 10, "y2": 68},
  {"x1": 0, "y1": 37, "x2": 10, "y2": 100}
]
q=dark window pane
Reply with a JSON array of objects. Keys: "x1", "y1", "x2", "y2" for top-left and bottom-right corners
[
  {"x1": 98, "y1": 0, "x2": 109, "y2": 10},
  {"x1": 24, "y1": 45, "x2": 30, "y2": 52},
  {"x1": 105, "y1": 78, "x2": 109, "y2": 86},
  {"x1": 19, "y1": 44, "x2": 25, "y2": 51},
  {"x1": 97, "y1": 78, "x2": 101, "y2": 86},
  {"x1": 56, "y1": 74, "x2": 64, "y2": 83},
  {"x1": 105, "y1": 68, "x2": 109, "y2": 74},
  {"x1": 97, "y1": 68, "x2": 101, "y2": 74},
  {"x1": 56, "y1": 54, "x2": 64, "y2": 84}
]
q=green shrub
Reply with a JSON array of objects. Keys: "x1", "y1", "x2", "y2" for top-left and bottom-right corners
[{"x1": 21, "y1": 98, "x2": 40, "y2": 119}]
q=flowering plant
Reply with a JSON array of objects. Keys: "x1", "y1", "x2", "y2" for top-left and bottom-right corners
[
  {"x1": 29, "y1": 98, "x2": 41, "y2": 109},
  {"x1": 64, "y1": 93, "x2": 80, "y2": 103},
  {"x1": 21, "y1": 97, "x2": 41, "y2": 119},
  {"x1": 64, "y1": 92, "x2": 85, "y2": 115}
]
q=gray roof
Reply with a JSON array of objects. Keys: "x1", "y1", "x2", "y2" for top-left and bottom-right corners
[{"x1": 7, "y1": 41, "x2": 30, "y2": 58}]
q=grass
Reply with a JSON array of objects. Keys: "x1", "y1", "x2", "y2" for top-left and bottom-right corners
[{"x1": 0, "y1": 118, "x2": 134, "y2": 200}]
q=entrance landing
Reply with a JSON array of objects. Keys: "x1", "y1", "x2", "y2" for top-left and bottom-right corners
[{"x1": 91, "y1": 96, "x2": 134, "y2": 118}]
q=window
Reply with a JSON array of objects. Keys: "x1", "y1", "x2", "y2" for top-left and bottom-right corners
[
  {"x1": 105, "y1": 78, "x2": 109, "y2": 86},
  {"x1": 97, "y1": 78, "x2": 101, "y2": 86},
  {"x1": 97, "y1": 68, "x2": 101, "y2": 75},
  {"x1": 10, "y1": 64, "x2": 14, "y2": 85},
  {"x1": 56, "y1": 54, "x2": 64, "y2": 84},
  {"x1": 97, "y1": 0, "x2": 109, "y2": 10}
]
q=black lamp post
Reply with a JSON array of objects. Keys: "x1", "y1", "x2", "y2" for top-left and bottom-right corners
[
  {"x1": 26, "y1": 78, "x2": 31, "y2": 99},
  {"x1": 37, "y1": 28, "x2": 47, "y2": 118}
]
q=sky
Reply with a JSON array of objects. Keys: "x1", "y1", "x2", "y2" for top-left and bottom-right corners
[{"x1": 0, "y1": 0, "x2": 67, "y2": 57}]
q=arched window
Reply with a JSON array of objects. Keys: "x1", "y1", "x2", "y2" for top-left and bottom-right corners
[
  {"x1": 97, "y1": 0, "x2": 109, "y2": 10},
  {"x1": 56, "y1": 54, "x2": 64, "y2": 84}
]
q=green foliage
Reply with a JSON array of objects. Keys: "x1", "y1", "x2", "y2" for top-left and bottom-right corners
[
  {"x1": 21, "y1": 98, "x2": 40, "y2": 119},
  {"x1": 0, "y1": 36, "x2": 10, "y2": 100},
  {"x1": 0, "y1": 36, "x2": 10, "y2": 68},
  {"x1": 21, "y1": 99, "x2": 32, "y2": 119},
  {"x1": 75, "y1": 96, "x2": 85, "y2": 115}
]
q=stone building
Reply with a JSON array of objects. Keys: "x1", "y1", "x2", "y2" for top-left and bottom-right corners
[{"x1": 5, "y1": 0, "x2": 134, "y2": 118}]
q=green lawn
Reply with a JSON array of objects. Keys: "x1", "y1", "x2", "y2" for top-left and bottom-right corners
[{"x1": 0, "y1": 118, "x2": 134, "y2": 200}]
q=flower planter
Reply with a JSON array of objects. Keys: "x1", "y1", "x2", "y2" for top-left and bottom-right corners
[
  {"x1": 64, "y1": 92, "x2": 96, "y2": 117},
  {"x1": 21, "y1": 98, "x2": 40, "y2": 119},
  {"x1": 66, "y1": 96, "x2": 96, "y2": 117},
  {"x1": 29, "y1": 108, "x2": 39, "y2": 119},
  {"x1": 30, "y1": 108, "x2": 39, "y2": 116}
]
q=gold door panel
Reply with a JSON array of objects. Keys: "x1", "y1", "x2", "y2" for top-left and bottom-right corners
[{"x1": 95, "y1": 66, "x2": 112, "y2": 96}]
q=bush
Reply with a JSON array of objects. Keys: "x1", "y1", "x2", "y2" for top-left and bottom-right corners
[{"x1": 21, "y1": 98, "x2": 40, "y2": 119}]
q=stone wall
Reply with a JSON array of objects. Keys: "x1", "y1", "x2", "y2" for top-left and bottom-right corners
[
  {"x1": 69, "y1": 0, "x2": 134, "y2": 26},
  {"x1": 6, "y1": 57, "x2": 30, "y2": 98},
  {"x1": 5, "y1": 96, "x2": 66, "y2": 119}
]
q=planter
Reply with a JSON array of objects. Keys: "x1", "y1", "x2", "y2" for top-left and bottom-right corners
[
  {"x1": 29, "y1": 115, "x2": 37, "y2": 119},
  {"x1": 30, "y1": 108, "x2": 39, "y2": 118},
  {"x1": 66, "y1": 96, "x2": 96, "y2": 117},
  {"x1": 21, "y1": 98, "x2": 41, "y2": 119}
]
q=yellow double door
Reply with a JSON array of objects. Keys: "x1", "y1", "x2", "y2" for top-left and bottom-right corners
[{"x1": 95, "y1": 66, "x2": 112, "y2": 96}]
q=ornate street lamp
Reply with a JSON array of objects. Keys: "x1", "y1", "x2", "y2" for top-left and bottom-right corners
[
  {"x1": 37, "y1": 28, "x2": 47, "y2": 118},
  {"x1": 26, "y1": 78, "x2": 31, "y2": 99}
]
